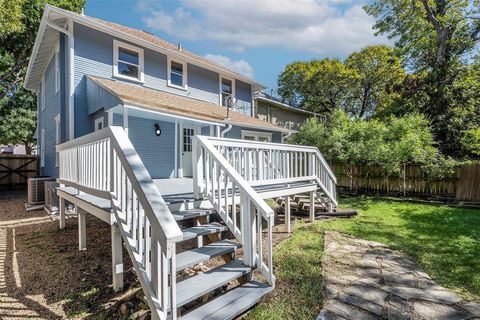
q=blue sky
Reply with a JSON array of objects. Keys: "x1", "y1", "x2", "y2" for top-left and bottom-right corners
[{"x1": 85, "y1": 0, "x2": 387, "y2": 92}]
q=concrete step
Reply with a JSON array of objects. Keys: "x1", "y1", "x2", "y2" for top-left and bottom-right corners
[
  {"x1": 181, "y1": 281, "x2": 273, "y2": 320},
  {"x1": 180, "y1": 223, "x2": 227, "y2": 242},
  {"x1": 171, "y1": 208, "x2": 213, "y2": 221},
  {"x1": 176, "y1": 260, "x2": 251, "y2": 307},
  {"x1": 176, "y1": 240, "x2": 241, "y2": 272}
]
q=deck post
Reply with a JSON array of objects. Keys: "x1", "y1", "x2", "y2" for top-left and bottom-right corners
[
  {"x1": 326, "y1": 202, "x2": 333, "y2": 212},
  {"x1": 193, "y1": 138, "x2": 203, "y2": 199},
  {"x1": 78, "y1": 208, "x2": 87, "y2": 250},
  {"x1": 285, "y1": 195, "x2": 291, "y2": 233},
  {"x1": 59, "y1": 197, "x2": 66, "y2": 229},
  {"x1": 309, "y1": 191, "x2": 315, "y2": 222},
  {"x1": 111, "y1": 223, "x2": 123, "y2": 291}
]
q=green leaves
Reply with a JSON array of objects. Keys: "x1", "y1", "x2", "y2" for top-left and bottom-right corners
[
  {"x1": 293, "y1": 110, "x2": 451, "y2": 177},
  {"x1": 277, "y1": 45, "x2": 405, "y2": 119}
]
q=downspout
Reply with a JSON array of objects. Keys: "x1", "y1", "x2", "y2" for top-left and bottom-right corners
[
  {"x1": 221, "y1": 124, "x2": 232, "y2": 138},
  {"x1": 46, "y1": 19, "x2": 74, "y2": 140},
  {"x1": 282, "y1": 131, "x2": 293, "y2": 143}
]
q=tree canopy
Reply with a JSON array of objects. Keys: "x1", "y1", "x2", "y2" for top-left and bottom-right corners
[
  {"x1": 0, "y1": 0, "x2": 85, "y2": 153},
  {"x1": 277, "y1": 45, "x2": 405, "y2": 119}
]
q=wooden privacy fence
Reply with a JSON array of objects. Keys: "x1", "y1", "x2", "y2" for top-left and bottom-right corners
[
  {"x1": 0, "y1": 155, "x2": 39, "y2": 188},
  {"x1": 330, "y1": 162, "x2": 480, "y2": 201}
]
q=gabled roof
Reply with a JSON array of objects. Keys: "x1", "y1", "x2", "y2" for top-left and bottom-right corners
[
  {"x1": 88, "y1": 76, "x2": 289, "y2": 133},
  {"x1": 25, "y1": 4, "x2": 265, "y2": 91}
]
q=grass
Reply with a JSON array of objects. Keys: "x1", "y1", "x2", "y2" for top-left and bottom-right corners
[{"x1": 246, "y1": 197, "x2": 480, "y2": 320}]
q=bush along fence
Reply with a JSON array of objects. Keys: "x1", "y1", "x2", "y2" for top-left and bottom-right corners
[
  {"x1": 0, "y1": 155, "x2": 39, "y2": 189},
  {"x1": 331, "y1": 162, "x2": 480, "y2": 202}
]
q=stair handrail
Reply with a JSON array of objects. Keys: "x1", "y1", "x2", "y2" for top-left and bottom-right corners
[
  {"x1": 193, "y1": 135, "x2": 275, "y2": 285},
  {"x1": 57, "y1": 126, "x2": 182, "y2": 320},
  {"x1": 199, "y1": 136, "x2": 337, "y2": 207}
]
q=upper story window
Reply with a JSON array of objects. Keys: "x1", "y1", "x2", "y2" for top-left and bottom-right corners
[
  {"x1": 113, "y1": 40, "x2": 144, "y2": 82},
  {"x1": 221, "y1": 78, "x2": 234, "y2": 107},
  {"x1": 168, "y1": 58, "x2": 187, "y2": 90}
]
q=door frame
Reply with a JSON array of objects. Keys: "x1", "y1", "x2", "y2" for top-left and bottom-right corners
[{"x1": 179, "y1": 123, "x2": 198, "y2": 178}]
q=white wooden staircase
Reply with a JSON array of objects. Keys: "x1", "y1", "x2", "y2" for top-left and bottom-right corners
[{"x1": 55, "y1": 126, "x2": 336, "y2": 319}]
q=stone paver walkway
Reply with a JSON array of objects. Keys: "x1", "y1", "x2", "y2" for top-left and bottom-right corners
[{"x1": 319, "y1": 231, "x2": 480, "y2": 320}]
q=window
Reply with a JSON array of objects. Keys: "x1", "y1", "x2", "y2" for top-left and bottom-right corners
[
  {"x1": 241, "y1": 130, "x2": 272, "y2": 142},
  {"x1": 113, "y1": 40, "x2": 144, "y2": 82},
  {"x1": 221, "y1": 78, "x2": 234, "y2": 107},
  {"x1": 168, "y1": 58, "x2": 187, "y2": 89},
  {"x1": 55, "y1": 114, "x2": 60, "y2": 167},
  {"x1": 40, "y1": 129, "x2": 45, "y2": 167},
  {"x1": 95, "y1": 117, "x2": 104, "y2": 131},
  {"x1": 183, "y1": 128, "x2": 194, "y2": 152},
  {"x1": 55, "y1": 45, "x2": 60, "y2": 94}
]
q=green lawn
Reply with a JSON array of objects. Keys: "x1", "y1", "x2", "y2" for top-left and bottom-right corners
[{"x1": 246, "y1": 197, "x2": 480, "y2": 320}]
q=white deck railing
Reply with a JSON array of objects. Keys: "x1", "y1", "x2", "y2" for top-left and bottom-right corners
[
  {"x1": 193, "y1": 136, "x2": 276, "y2": 285},
  {"x1": 194, "y1": 136, "x2": 337, "y2": 207},
  {"x1": 57, "y1": 126, "x2": 182, "y2": 320}
]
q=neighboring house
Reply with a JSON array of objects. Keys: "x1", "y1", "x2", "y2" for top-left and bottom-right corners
[
  {"x1": 254, "y1": 91, "x2": 323, "y2": 131},
  {"x1": 0, "y1": 145, "x2": 27, "y2": 155},
  {"x1": 24, "y1": 5, "x2": 338, "y2": 320},
  {"x1": 24, "y1": 5, "x2": 290, "y2": 179}
]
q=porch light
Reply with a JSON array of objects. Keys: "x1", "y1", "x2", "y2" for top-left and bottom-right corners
[{"x1": 155, "y1": 123, "x2": 162, "y2": 136}]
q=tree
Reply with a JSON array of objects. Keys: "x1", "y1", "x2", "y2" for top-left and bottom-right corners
[
  {"x1": 365, "y1": 0, "x2": 480, "y2": 154},
  {"x1": 345, "y1": 45, "x2": 405, "y2": 118},
  {"x1": 0, "y1": 0, "x2": 85, "y2": 153},
  {"x1": 293, "y1": 110, "x2": 451, "y2": 192},
  {"x1": 277, "y1": 59, "x2": 357, "y2": 114}
]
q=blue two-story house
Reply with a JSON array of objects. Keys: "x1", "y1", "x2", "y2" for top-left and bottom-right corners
[{"x1": 24, "y1": 5, "x2": 289, "y2": 179}]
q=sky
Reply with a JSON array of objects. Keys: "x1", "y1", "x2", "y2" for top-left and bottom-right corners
[{"x1": 84, "y1": 0, "x2": 389, "y2": 92}]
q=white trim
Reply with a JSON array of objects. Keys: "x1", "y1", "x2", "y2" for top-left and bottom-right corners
[
  {"x1": 94, "y1": 116, "x2": 104, "y2": 131},
  {"x1": 40, "y1": 128, "x2": 45, "y2": 167},
  {"x1": 55, "y1": 114, "x2": 60, "y2": 167},
  {"x1": 54, "y1": 43, "x2": 60, "y2": 94},
  {"x1": 219, "y1": 76, "x2": 235, "y2": 106},
  {"x1": 41, "y1": 74, "x2": 45, "y2": 111},
  {"x1": 108, "y1": 111, "x2": 113, "y2": 126},
  {"x1": 113, "y1": 39, "x2": 144, "y2": 83},
  {"x1": 123, "y1": 106, "x2": 129, "y2": 135},
  {"x1": 68, "y1": 19, "x2": 74, "y2": 140},
  {"x1": 241, "y1": 130, "x2": 272, "y2": 142},
  {"x1": 167, "y1": 56, "x2": 188, "y2": 90},
  {"x1": 179, "y1": 122, "x2": 183, "y2": 177},
  {"x1": 174, "y1": 122, "x2": 178, "y2": 178}
]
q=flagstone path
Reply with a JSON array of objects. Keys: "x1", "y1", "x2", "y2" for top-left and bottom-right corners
[{"x1": 318, "y1": 231, "x2": 480, "y2": 320}]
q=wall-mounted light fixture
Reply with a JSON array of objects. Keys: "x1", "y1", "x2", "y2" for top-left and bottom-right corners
[{"x1": 155, "y1": 123, "x2": 162, "y2": 136}]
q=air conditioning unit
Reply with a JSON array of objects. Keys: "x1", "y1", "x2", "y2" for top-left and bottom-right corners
[
  {"x1": 27, "y1": 177, "x2": 54, "y2": 205},
  {"x1": 44, "y1": 181, "x2": 59, "y2": 214}
]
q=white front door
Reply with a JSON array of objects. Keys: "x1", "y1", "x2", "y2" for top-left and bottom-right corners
[{"x1": 182, "y1": 126, "x2": 196, "y2": 177}]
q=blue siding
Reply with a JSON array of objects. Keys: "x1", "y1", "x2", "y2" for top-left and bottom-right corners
[
  {"x1": 235, "y1": 80, "x2": 252, "y2": 116},
  {"x1": 87, "y1": 77, "x2": 122, "y2": 114},
  {"x1": 39, "y1": 55, "x2": 61, "y2": 177},
  {"x1": 128, "y1": 116, "x2": 175, "y2": 178},
  {"x1": 226, "y1": 125, "x2": 282, "y2": 143}
]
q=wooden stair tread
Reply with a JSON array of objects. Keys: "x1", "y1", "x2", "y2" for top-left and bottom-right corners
[
  {"x1": 176, "y1": 240, "x2": 241, "y2": 272},
  {"x1": 180, "y1": 223, "x2": 227, "y2": 241},
  {"x1": 176, "y1": 260, "x2": 251, "y2": 307},
  {"x1": 171, "y1": 208, "x2": 212, "y2": 221},
  {"x1": 181, "y1": 281, "x2": 273, "y2": 320}
]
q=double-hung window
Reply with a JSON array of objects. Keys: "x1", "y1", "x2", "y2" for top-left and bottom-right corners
[
  {"x1": 221, "y1": 78, "x2": 234, "y2": 107},
  {"x1": 241, "y1": 130, "x2": 272, "y2": 142},
  {"x1": 113, "y1": 40, "x2": 144, "y2": 82},
  {"x1": 168, "y1": 58, "x2": 187, "y2": 89}
]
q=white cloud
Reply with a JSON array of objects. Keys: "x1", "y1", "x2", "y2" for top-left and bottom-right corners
[
  {"x1": 141, "y1": 0, "x2": 387, "y2": 56},
  {"x1": 204, "y1": 54, "x2": 254, "y2": 78}
]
